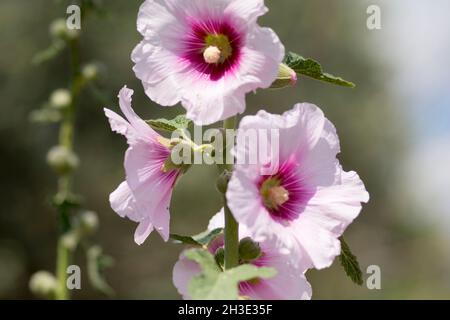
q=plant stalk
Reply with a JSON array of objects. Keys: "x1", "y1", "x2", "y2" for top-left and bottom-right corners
[
  {"x1": 223, "y1": 116, "x2": 239, "y2": 270},
  {"x1": 54, "y1": 37, "x2": 80, "y2": 300}
]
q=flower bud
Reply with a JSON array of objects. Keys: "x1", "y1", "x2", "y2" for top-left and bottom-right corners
[
  {"x1": 216, "y1": 170, "x2": 231, "y2": 194},
  {"x1": 50, "y1": 18, "x2": 79, "y2": 40},
  {"x1": 214, "y1": 247, "x2": 225, "y2": 269},
  {"x1": 238, "y1": 237, "x2": 262, "y2": 262},
  {"x1": 270, "y1": 63, "x2": 297, "y2": 89},
  {"x1": 29, "y1": 271, "x2": 57, "y2": 299},
  {"x1": 81, "y1": 63, "x2": 99, "y2": 81},
  {"x1": 47, "y1": 146, "x2": 79, "y2": 175},
  {"x1": 49, "y1": 89, "x2": 72, "y2": 110},
  {"x1": 61, "y1": 232, "x2": 79, "y2": 250},
  {"x1": 78, "y1": 210, "x2": 99, "y2": 235}
]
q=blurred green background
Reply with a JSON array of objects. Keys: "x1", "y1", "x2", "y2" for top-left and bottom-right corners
[{"x1": 1, "y1": 0, "x2": 449, "y2": 299}]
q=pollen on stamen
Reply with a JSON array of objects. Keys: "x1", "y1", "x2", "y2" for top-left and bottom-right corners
[
  {"x1": 203, "y1": 45, "x2": 222, "y2": 64},
  {"x1": 268, "y1": 186, "x2": 290, "y2": 207}
]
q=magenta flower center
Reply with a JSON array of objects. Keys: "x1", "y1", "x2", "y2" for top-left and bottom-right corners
[
  {"x1": 258, "y1": 159, "x2": 314, "y2": 223},
  {"x1": 182, "y1": 19, "x2": 243, "y2": 81}
]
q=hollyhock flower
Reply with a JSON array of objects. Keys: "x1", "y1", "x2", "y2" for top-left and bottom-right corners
[
  {"x1": 104, "y1": 86, "x2": 181, "y2": 245},
  {"x1": 132, "y1": 0, "x2": 285, "y2": 126},
  {"x1": 172, "y1": 210, "x2": 312, "y2": 300},
  {"x1": 227, "y1": 104, "x2": 369, "y2": 269}
]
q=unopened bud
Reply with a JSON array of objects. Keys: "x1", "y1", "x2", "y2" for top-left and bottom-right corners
[
  {"x1": 79, "y1": 211, "x2": 99, "y2": 235},
  {"x1": 214, "y1": 247, "x2": 225, "y2": 269},
  {"x1": 238, "y1": 237, "x2": 262, "y2": 262},
  {"x1": 81, "y1": 63, "x2": 99, "y2": 81},
  {"x1": 29, "y1": 271, "x2": 57, "y2": 298},
  {"x1": 270, "y1": 63, "x2": 298, "y2": 89},
  {"x1": 61, "y1": 232, "x2": 79, "y2": 250},
  {"x1": 216, "y1": 170, "x2": 231, "y2": 194},
  {"x1": 49, "y1": 89, "x2": 72, "y2": 109},
  {"x1": 50, "y1": 18, "x2": 79, "y2": 40},
  {"x1": 47, "y1": 146, "x2": 79, "y2": 175}
]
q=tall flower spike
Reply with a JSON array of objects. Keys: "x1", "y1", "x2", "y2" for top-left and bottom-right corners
[
  {"x1": 132, "y1": 0, "x2": 285, "y2": 126},
  {"x1": 226, "y1": 104, "x2": 370, "y2": 270},
  {"x1": 104, "y1": 86, "x2": 181, "y2": 245},
  {"x1": 172, "y1": 210, "x2": 312, "y2": 300}
]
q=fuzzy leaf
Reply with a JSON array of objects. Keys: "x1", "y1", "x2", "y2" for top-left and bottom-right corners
[
  {"x1": 32, "y1": 40, "x2": 66, "y2": 65},
  {"x1": 86, "y1": 245, "x2": 114, "y2": 296},
  {"x1": 339, "y1": 236, "x2": 363, "y2": 285},
  {"x1": 284, "y1": 52, "x2": 355, "y2": 88},
  {"x1": 170, "y1": 228, "x2": 223, "y2": 247},
  {"x1": 185, "y1": 248, "x2": 276, "y2": 300},
  {"x1": 146, "y1": 114, "x2": 192, "y2": 132}
]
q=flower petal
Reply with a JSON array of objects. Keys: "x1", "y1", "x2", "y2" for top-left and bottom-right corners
[
  {"x1": 225, "y1": 0, "x2": 268, "y2": 26},
  {"x1": 172, "y1": 253, "x2": 201, "y2": 300},
  {"x1": 134, "y1": 217, "x2": 155, "y2": 245}
]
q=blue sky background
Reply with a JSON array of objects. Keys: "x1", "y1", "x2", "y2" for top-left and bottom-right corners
[{"x1": 382, "y1": 0, "x2": 450, "y2": 230}]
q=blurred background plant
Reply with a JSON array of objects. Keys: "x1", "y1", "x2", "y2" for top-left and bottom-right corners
[
  {"x1": 13, "y1": 0, "x2": 113, "y2": 299},
  {"x1": 0, "y1": 0, "x2": 449, "y2": 299}
]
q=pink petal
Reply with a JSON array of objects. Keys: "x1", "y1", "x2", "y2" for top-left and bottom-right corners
[
  {"x1": 132, "y1": 0, "x2": 284, "y2": 125},
  {"x1": 172, "y1": 253, "x2": 202, "y2": 300},
  {"x1": 225, "y1": 0, "x2": 268, "y2": 26},
  {"x1": 134, "y1": 217, "x2": 155, "y2": 245}
]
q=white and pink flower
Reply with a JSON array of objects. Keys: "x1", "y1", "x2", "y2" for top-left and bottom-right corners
[
  {"x1": 172, "y1": 210, "x2": 312, "y2": 300},
  {"x1": 227, "y1": 104, "x2": 369, "y2": 270},
  {"x1": 104, "y1": 86, "x2": 181, "y2": 245},
  {"x1": 132, "y1": 0, "x2": 285, "y2": 125}
]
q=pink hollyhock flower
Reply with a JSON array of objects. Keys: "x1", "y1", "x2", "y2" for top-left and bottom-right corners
[
  {"x1": 132, "y1": 0, "x2": 285, "y2": 126},
  {"x1": 104, "y1": 86, "x2": 181, "y2": 245},
  {"x1": 172, "y1": 210, "x2": 312, "y2": 300},
  {"x1": 227, "y1": 104, "x2": 370, "y2": 270}
]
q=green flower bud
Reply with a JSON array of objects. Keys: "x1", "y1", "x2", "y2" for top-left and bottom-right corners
[
  {"x1": 46, "y1": 146, "x2": 79, "y2": 175},
  {"x1": 270, "y1": 63, "x2": 297, "y2": 89},
  {"x1": 216, "y1": 170, "x2": 231, "y2": 194},
  {"x1": 49, "y1": 18, "x2": 79, "y2": 40},
  {"x1": 49, "y1": 89, "x2": 72, "y2": 109},
  {"x1": 81, "y1": 63, "x2": 99, "y2": 81},
  {"x1": 214, "y1": 247, "x2": 225, "y2": 269},
  {"x1": 29, "y1": 271, "x2": 57, "y2": 299},
  {"x1": 238, "y1": 237, "x2": 262, "y2": 262},
  {"x1": 61, "y1": 232, "x2": 79, "y2": 250},
  {"x1": 78, "y1": 210, "x2": 99, "y2": 235}
]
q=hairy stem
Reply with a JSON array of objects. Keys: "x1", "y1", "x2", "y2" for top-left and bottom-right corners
[
  {"x1": 223, "y1": 116, "x2": 239, "y2": 270},
  {"x1": 54, "y1": 37, "x2": 80, "y2": 300}
]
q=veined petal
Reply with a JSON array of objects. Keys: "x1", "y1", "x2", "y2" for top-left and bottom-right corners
[
  {"x1": 133, "y1": 0, "x2": 284, "y2": 125},
  {"x1": 106, "y1": 86, "x2": 179, "y2": 245},
  {"x1": 228, "y1": 103, "x2": 369, "y2": 270}
]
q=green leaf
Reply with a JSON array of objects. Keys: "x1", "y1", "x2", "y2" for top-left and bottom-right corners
[
  {"x1": 339, "y1": 236, "x2": 363, "y2": 285},
  {"x1": 284, "y1": 52, "x2": 355, "y2": 88},
  {"x1": 170, "y1": 228, "x2": 223, "y2": 247},
  {"x1": 86, "y1": 245, "x2": 114, "y2": 296},
  {"x1": 146, "y1": 114, "x2": 192, "y2": 133},
  {"x1": 32, "y1": 40, "x2": 66, "y2": 65},
  {"x1": 185, "y1": 248, "x2": 276, "y2": 300}
]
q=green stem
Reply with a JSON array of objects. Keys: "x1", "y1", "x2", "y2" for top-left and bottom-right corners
[
  {"x1": 55, "y1": 238, "x2": 70, "y2": 300},
  {"x1": 223, "y1": 116, "x2": 239, "y2": 270},
  {"x1": 54, "y1": 37, "x2": 80, "y2": 300}
]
